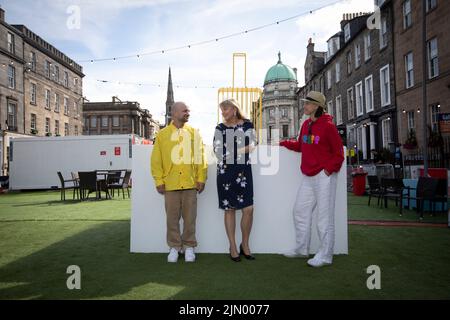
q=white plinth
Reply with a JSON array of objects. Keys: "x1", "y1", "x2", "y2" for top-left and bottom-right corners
[{"x1": 130, "y1": 145, "x2": 348, "y2": 254}]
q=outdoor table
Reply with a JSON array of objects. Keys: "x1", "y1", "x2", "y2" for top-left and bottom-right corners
[{"x1": 95, "y1": 170, "x2": 111, "y2": 200}]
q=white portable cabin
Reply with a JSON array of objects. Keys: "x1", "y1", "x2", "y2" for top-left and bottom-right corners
[{"x1": 9, "y1": 134, "x2": 145, "y2": 190}]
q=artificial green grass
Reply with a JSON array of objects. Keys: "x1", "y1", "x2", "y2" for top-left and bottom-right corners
[
  {"x1": 0, "y1": 191, "x2": 449, "y2": 299},
  {"x1": 0, "y1": 190, "x2": 129, "y2": 221},
  {"x1": 348, "y1": 193, "x2": 448, "y2": 224}
]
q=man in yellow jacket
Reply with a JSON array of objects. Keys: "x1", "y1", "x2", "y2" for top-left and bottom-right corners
[{"x1": 151, "y1": 101, "x2": 208, "y2": 263}]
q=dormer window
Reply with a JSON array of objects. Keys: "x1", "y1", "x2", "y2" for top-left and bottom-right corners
[
  {"x1": 327, "y1": 37, "x2": 340, "y2": 59},
  {"x1": 344, "y1": 24, "x2": 351, "y2": 42},
  {"x1": 327, "y1": 41, "x2": 333, "y2": 58}
]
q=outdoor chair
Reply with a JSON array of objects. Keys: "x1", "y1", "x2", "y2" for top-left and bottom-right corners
[
  {"x1": 106, "y1": 170, "x2": 123, "y2": 197},
  {"x1": 95, "y1": 171, "x2": 111, "y2": 200},
  {"x1": 71, "y1": 172, "x2": 80, "y2": 200},
  {"x1": 367, "y1": 175, "x2": 382, "y2": 206},
  {"x1": 380, "y1": 178, "x2": 406, "y2": 215},
  {"x1": 431, "y1": 179, "x2": 448, "y2": 215},
  {"x1": 403, "y1": 177, "x2": 439, "y2": 220},
  {"x1": 108, "y1": 170, "x2": 131, "y2": 199},
  {"x1": 78, "y1": 171, "x2": 99, "y2": 200},
  {"x1": 57, "y1": 171, "x2": 77, "y2": 201}
]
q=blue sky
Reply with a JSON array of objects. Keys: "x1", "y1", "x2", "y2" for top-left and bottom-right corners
[{"x1": 1, "y1": 0, "x2": 374, "y2": 142}]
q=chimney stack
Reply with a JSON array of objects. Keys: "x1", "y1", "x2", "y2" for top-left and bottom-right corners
[
  {"x1": 307, "y1": 38, "x2": 315, "y2": 53},
  {"x1": 0, "y1": 7, "x2": 5, "y2": 22}
]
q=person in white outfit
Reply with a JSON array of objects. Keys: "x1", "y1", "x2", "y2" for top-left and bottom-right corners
[{"x1": 280, "y1": 91, "x2": 344, "y2": 267}]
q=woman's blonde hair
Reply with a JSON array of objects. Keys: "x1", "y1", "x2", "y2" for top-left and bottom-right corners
[{"x1": 219, "y1": 98, "x2": 248, "y2": 120}]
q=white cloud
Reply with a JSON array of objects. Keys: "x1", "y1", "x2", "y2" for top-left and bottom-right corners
[{"x1": 195, "y1": 0, "x2": 314, "y2": 19}]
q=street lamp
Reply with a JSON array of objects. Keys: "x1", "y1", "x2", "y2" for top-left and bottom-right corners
[
  {"x1": 1, "y1": 123, "x2": 8, "y2": 177},
  {"x1": 421, "y1": 0, "x2": 429, "y2": 175}
]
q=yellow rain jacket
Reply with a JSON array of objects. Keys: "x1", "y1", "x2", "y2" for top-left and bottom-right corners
[{"x1": 151, "y1": 122, "x2": 207, "y2": 191}]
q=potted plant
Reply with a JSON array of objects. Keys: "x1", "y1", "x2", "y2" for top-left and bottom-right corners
[
  {"x1": 30, "y1": 129, "x2": 38, "y2": 135},
  {"x1": 403, "y1": 129, "x2": 418, "y2": 150},
  {"x1": 46, "y1": 132, "x2": 52, "y2": 137},
  {"x1": 379, "y1": 148, "x2": 394, "y2": 164}
]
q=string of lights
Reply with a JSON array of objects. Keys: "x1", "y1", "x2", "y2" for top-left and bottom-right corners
[
  {"x1": 78, "y1": 0, "x2": 347, "y2": 63},
  {"x1": 95, "y1": 79, "x2": 232, "y2": 89}
]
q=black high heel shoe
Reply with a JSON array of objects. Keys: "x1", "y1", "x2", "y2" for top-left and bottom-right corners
[
  {"x1": 229, "y1": 248, "x2": 241, "y2": 262},
  {"x1": 240, "y1": 244, "x2": 256, "y2": 260}
]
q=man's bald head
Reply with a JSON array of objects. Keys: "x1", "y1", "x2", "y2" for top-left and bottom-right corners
[
  {"x1": 171, "y1": 101, "x2": 190, "y2": 124},
  {"x1": 171, "y1": 102, "x2": 187, "y2": 115}
]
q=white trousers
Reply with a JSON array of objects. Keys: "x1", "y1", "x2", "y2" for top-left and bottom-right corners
[{"x1": 293, "y1": 170, "x2": 338, "y2": 263}]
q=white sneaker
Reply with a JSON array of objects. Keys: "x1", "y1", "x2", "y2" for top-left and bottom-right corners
[
  {"x1": 283, "y1": 249, "x2": 309, "y2": 259},
  {"x1": 184, "y1": 247, "x2": 196, "y2": 262},
  {"x1": 167, "y1": 248, "x2": 179, "y2": 263},
  {"x1": 307, "y1": 257, "x2": 332, "y2": 268}
]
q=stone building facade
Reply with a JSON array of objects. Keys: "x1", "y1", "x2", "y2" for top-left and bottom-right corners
[
  {"x1": 393, "y1": 0, "x2": 450, "y2": 150},
  {"x1": 12, "y1": 24, "x2": 84, "y2": 137},
  {"x1": 0, "y1": 8, "x2": 83, "y2": 174},
  {"x1": 262, "y1": 52, "x2": 299, "y2": 144},
  {"x1": 298, "y1": 2, "x2": 397, "y2": 162},
  {"x1": 0, "y1": 11, "x2": 25, "y2": 134},
  {"x1": 83, "y1": 96, "x2": 160, "y2": 141}
]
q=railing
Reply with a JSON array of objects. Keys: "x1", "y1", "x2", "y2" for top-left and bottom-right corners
[
  {"x1": 347, "y1": 164, "x2": 395, "y2": 192},
  {"x1": 404, "y1": 136, "x2": 450, "y2": 169}
]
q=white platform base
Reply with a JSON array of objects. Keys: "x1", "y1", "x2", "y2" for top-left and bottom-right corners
[{"x1": 130, "y1": 145, "x2": 348, "y2": 254}]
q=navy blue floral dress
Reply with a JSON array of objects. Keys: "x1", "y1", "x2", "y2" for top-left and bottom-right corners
[{"x1": 213, "y1": 120, "x2": 255, "y2": 210}]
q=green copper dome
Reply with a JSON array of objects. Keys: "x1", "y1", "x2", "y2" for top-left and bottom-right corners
[{"x1": 264, "y1": 52, "x2": 297, "y2": 85}]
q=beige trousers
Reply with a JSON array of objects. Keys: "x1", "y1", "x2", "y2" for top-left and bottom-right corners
[{"x1": 164, "y1": 189, "x2": 198, "y2": 250}]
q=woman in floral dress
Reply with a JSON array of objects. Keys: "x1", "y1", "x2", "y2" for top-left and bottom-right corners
[{"x1": 214, "y1": 99, "x2": 256, "y2": 262}]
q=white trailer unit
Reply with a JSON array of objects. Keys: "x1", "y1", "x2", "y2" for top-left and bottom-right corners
[{"x1": 9, "y1": 134, "x2": 140, "y2": 190}]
